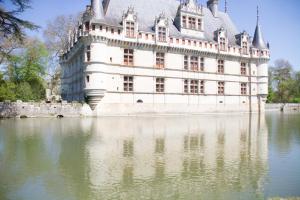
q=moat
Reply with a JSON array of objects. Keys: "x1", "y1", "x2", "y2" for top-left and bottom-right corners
[{"x1": 0, "y1": 113, "x2": 300, "y2": 200}]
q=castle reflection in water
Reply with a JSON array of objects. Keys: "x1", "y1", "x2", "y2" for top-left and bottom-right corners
[{"x1": 0, "y1": 114, "x2": 268, "y2": 200}]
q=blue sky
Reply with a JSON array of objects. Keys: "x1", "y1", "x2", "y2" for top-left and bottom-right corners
[{"x1": 6, "y1": 0, "x2": 300, "y2": 70}]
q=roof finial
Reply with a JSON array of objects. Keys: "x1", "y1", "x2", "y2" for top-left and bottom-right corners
[
  {"x1": 225, "y1": 0, "x2": 228, "y2": 13},
  {"x1": 257, "y1": 5, "x2": 259, "y2": 24}
]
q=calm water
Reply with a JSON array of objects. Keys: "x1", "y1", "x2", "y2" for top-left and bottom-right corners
[{"x1": 0, "y1": 113, "x2": 300, "y2": 200}]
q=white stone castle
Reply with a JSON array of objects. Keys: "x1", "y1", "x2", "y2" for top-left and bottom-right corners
[{"x1": 60, "y1": 0, "x2": 270, "y2": 115}]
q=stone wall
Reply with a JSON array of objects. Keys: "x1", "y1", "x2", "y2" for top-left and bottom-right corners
[
  {"x1": 265, "y1": 103, "x2": 300, "y2": 112},
  {"x1": 0, "y1": 102, "x2": 92, "y2": 118}
]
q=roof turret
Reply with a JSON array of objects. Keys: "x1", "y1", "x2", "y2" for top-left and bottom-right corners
[
  {"x1": 91, "y1": 0, "x2": 104, "y2": 19},
  {"x1": 252, "y1": 6, "x2": 267, "y2": 49}
]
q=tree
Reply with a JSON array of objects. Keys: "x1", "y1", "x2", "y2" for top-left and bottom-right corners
[
  {"x1": 43, "y1": 14, "x2": 80, "y2": 95},
  {"x1": 0, "y1": 0, "x2": 39, "y2": 65},
  {"x1": 268, "y1": 59, "x2": 300, "y2": 104},
  {"x1": 0, "y1": 38, "x2": 48, "y2": 101},
  {"x1": 0, "y1": 0, "x2": 38, "y2": 41}
]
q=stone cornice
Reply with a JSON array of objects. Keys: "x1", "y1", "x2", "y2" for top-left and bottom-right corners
[{"x1": 61, "y1": 34, "x2": 270, "y2": 63}]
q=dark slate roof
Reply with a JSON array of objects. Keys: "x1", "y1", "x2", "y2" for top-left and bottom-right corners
[
  {"x1": 252, "y1": 24, "x2": 267, "y2": 49},
  {"x1": 99, "y1": 0, "x2": 239, "y2": 46}
]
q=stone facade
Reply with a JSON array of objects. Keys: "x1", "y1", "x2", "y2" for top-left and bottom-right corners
[{"x1": 60, "y1": 0, "x2": 270, "y2": 115}]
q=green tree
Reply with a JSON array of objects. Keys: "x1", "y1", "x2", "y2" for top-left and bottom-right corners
[{"x1": 1, "y1": 38, "x2": 48, "y2": 101}]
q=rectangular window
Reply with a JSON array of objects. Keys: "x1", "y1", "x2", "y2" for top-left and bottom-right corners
[
  {"x1": 200, "y1": 80, "x2": 205, "y2": 94},
  {"x1": 220, "y1": 37, "x2": 226, "y2": 51},
  {"x1": 124, "y1": 76, "x2": 134, "y2": 92},
  {"x1": 218, "y1": 60, "x2": 224, "y2": 74},
  {"x1": 190, "y1": 80, "x2": 199, "y2": 94},
  {"x1": 158, "y1": 27, "x2": 167, "y2": 42},
  {"x1": 200, "y1": 57, "x2": 205, "y2": 71},
  {"x1": 156, "y1": 52, "x2": 165, "y2": 69},
  {"x1": 241, "y1": 83, "x2": 247, "y2": 95},
  {"x1": 190, "y1": 56, "x2": 199, "y2": 71},
  {"x1": 126, "y1": 21, "x2": 135, "y2": 38},
  {"x1": 86, "y1": 45, "x2": 91, "y2": 62},
  {"x1": 124, "y1": 49, "x2": 134, "y2": 66},
  {"x1": 184, "y1": 79, "x2": 189, "y2": 93},
  {"x1": 241, "y1": 62, "x2": 247, "y2": 75},
  {"x1": 184, "y1": 55, "x2": 189, "y2": 70},
  {"x1": 92, "y1": 25, "x2": 96, "y2": 31},
  {"x1": 197, "y1": 19, "x2": 202, "y2": 31},
  {"x1": 218, "y1": 82, "x2": 225, "y2": 95},
  {"x1": 188, "y1": 17, "x2": 196, "y2": 29},
  {"x1": 156, "y1": 78, "x2": 165, "y2": 93},
  {"x1": 182, "y1": 16, "x2": 187, "y2": 28}
]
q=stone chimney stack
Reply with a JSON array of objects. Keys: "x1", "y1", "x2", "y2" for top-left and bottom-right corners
[
  {"x1": 91, "y1": 0, "x2": 103, "y2": 19},
  {"x1": 207, "y1": 0, "x2": 219, "y2": 17}
]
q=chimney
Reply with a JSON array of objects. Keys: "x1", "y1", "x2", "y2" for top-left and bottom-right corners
[
  {"x1": 91, "y1": 0, "x2": 103, "y2": 19},
  {"x1": 207, "y1": 0, "x2": 219, "y2": 17}
]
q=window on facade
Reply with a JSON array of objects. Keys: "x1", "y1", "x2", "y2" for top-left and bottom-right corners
[
  {"x1": 200, "y1": 57, "x2": 205, "y2": 71},
  {"x1": 124, "y1": 76, "x2": 134, "y2": 92},
  {"x1": 190, "y1": 56, "x2": 199, "y2": 71},
  {"x1": 188, "y1": 17, "x2": 196, "y2": 29},
  {"x1": 156, "y1": 52, "x2": 165, "y2": 69},
  {"x1": 200, "y1": 81, "x2": 205, "y2": 94},
  {"x1": 126, "y1": 21, "x2": 135, "y2": 38},
  {"x1": 242, "y1": 42, "x2": 248, "y2": 54},
  {"x1": 197, "y1": 19, "x2": 202, "y2": 31},
  {"x1": 241, "y1": 62, "x2": 247, "y2": 75},
  {"x1": 92, "y1": 25, "x2": 96, "y2": 31},
  {"x1": 184, "y1": 79, "x2": 189, "y2": 93},
  {"x1": 182, "y1": 16, "x2": 187, "y2": 28},
  {"x1": 184, "y1": 55, "x2": 189, "y2": 70},
  {"x1": 218, "y1": 60, "x2": 224, "y2": 74},
  {"x1": 241, "y1": 83, "x2": 247, "y2": 95},
  {"x1": 190, "y1": 80, "x2": 199, "y2": 94},
  {"x1": 220, "y1": 37, "x2": 226, "y2": 51},
  {"x1": 86, "y1": 45, "x2": 91, "y2": 62},
  {"x1": 86, "y1": 76, "x2": 90, "y2": 83},
  {"x1": 218, "y1": 82, "x2": 225, "y2": 95},
  {"x1": 158, "y1": 27, "x2": 167, "y2": 42},
  {"x1": 124, "y1": 49, "x2": 134, "y2": 66},
  {"x1": 156, "y1": 78, "x2": 165, "y2": 93}
]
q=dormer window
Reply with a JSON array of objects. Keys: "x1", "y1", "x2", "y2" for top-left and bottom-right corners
[
  {"x1": 155, "y1": 13, "x2": 169, "y2": 43},
  {"x1": 242, "y1": 41, "x2": 248, "y2": 54},
  {"x1": 126, "y1": 21, "x2": 135, "y2": 38},
  {"x1": 236, "y1": 31, "x2": 250, "y2": 55},
  {"x1": 158, "y1": 27, "x2": 167, "y2": 42},
  {"x1": 220, "y1": 37, "x2": 226, "y2": 51},
  {"x1": 122, "y1": 6, "x2": 138, "y2": 38},
  {"x1": 216, "y1": 28, "x2": 227, "y2": 51}
]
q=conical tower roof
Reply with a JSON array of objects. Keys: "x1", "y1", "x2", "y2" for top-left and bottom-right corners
[{"x1": 252, "y1": 7, "x2": 267, "y2": 49}]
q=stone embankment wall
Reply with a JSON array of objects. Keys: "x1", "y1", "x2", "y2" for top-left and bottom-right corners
[
  {"x1": 0, "y1": 102, "x2": 92, "y2": 118},
  {"x1": 1, "y1": 102, "x2": 299, "y2": 118},
  {"x1": 265, "y1": 103, "x2": 300, "y2": 112}
]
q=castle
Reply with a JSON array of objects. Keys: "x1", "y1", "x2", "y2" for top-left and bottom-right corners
[{"x1": 60, "y1": 0, "x2": 270, "y2": 115}]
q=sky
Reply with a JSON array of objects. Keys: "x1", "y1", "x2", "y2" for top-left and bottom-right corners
[{"x1": 5, "y1": 0, "x2": 300, "y2": 70}]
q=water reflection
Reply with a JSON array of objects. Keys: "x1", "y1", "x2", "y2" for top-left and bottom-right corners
[{"x1": 0, "y1": 114, "x2": 269, "y2": 200}]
